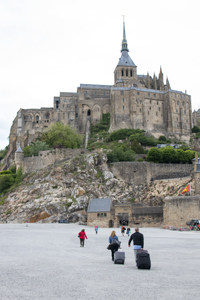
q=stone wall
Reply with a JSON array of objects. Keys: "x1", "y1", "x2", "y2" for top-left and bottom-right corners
[
  {"x1": 113, "y1": 204, "x2": 163, "y2": 227},
  {"x1": 163, "y1": 195, "x2": 200, "y2": 227},
  {"x1": 87, "y1": 212, "x2": 111, "y2": 227},
  {"x1": 22, "y1": 149, "x2": 88, "y2": 174},
  {"x1": 110, "y1": 162, "x2": 193, "y2": 185}
]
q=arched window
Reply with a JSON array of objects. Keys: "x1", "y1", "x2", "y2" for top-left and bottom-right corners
[
  {"x1": 87, "y1": 109, "x2": 91, "y2": 116},
  {"x1": 130, "y1": 70, "x2": 133, "y2": 77},
  {"x1": 35, "y1": 115, "x2": 39, "y2": 124},
  {"x1": 121, "y1": 69, "x2": 124, "y2": 76},
  {"x1": 126, "y1": 69, "x2": 128, "y2": 76},
  {"x1": 45, "y1": 113, "x2": 50, "y2": 122}
]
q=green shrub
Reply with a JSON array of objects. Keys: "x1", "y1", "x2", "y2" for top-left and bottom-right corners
[
  {"x1": 23, "y1": 140, "x2": 51, "y2": 157},
  {"x1": 41, "y1": 123, "x2": 83, "y2": 149},
  {"x1": 192, "y1": 126, "x2": 200, "y2": 133},
  {"x1": 106, "y1": 128, "x2": 144, "y2": 142},
  {"x1": 0, "y1": 174, "x2": 15, "y2": 193},
  {"x1": 0, "y1": 146, "x2": 8, "y2": 161},
  {"x1": 131, "y1": 139, "x2": 145, "y2": 154},
  {"x1": 107, "y1": 146, "x2": 135, "y2": 162},
  {"x1": 146, "y1": 147, "x2": 162, "y2": 163}
]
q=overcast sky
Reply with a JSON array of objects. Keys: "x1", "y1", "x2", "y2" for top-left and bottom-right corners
[{"x1": 0, "y1": 0, "x2": 200, "y2": 150}]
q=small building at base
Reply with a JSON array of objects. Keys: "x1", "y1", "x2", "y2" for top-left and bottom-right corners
[
  {"x1": 87, "y1": 198, "x2": 113, "y2": 227},
  {"x1": 87, "y1": 198, "x2": 163, "y2": 228}
]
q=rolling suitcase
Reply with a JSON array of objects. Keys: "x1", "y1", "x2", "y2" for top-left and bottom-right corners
[
  {"x1": 114, "y1": 251, "x2": 125, "y2": 264},
  {"x1": 136, "y1": 249, "x2": 151, "y2": 269}
]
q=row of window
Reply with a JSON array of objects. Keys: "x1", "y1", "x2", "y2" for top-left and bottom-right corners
[
  {"x1": 97, "y1": 213, "x2": 107, "y2": 217},
  {"x1": 121, "y1": 69, "x2": 134, "y2": 77}
]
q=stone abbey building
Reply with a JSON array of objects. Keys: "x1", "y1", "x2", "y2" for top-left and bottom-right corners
[{"x1": 7, "y1": 21, "x2": 194, "y2": 163}]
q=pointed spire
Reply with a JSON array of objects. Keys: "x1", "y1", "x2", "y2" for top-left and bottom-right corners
[{"x1": 121, "y1": 16, "x2": 129, "y2": 52}]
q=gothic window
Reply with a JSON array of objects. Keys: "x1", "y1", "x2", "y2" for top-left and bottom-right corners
[
  {"x1": 87, "y1": 109, "x2": 91, "y2": 116},
  {"x1": 35, "y1": 115, "x2": 39, "y2": 123},
  {"x1": 130, "y1": 70, "x2": 133, "y2": 77},
  {"x1": 121, "y1": 69, "x2": 124, "y2": 76},
  {"x1": 56, "y1": 100, "x2": 59, "y2": 109},
  {"x1": 126, "y1": 69, "x2": 128, "y2": 76}
]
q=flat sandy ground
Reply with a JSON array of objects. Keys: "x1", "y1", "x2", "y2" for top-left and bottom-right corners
[{"x1": 0, "y1": 224, "x2": 199, "y2": 300}]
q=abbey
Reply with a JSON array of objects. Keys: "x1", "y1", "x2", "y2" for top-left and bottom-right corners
[{"x1": 8, "y1": 21, "x2": 193, "y2": 162}]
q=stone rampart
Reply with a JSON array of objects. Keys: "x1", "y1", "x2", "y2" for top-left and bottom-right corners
[
  {"x1": 163, "y1": 195, "x2": 200, "y2": 227},
  {"x1": 109, "y1": 162, "x2": 193, "y2": 185},
  {"x1": 22, "y1": 149, "x2": 88, "y2": 173}
]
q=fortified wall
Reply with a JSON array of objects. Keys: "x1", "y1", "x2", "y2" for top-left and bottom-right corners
[
  {"x1": 16, "y1": 149, "x2": 88, "y2": 174},
  {"x1": 110, "y1": 161, "x2": 193, "y2": 185},
  {"x1": 163, "y1": 196, "x2": 200, "y2": 227}
]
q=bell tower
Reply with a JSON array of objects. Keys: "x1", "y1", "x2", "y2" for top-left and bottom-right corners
[{"x1": 114, "y1": 18, "x2": 137, "y2": 87}]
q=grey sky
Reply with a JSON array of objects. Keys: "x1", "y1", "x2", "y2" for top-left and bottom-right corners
[{"x1": 0, "y1": 0, "x2": 200, "y2": 149}]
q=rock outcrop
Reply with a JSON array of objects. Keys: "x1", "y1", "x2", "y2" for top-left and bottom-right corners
[{"x1": 0, "y1": 150, "x2": 193, "y2": 223}]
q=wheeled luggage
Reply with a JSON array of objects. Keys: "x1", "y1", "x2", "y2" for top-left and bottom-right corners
[
  {"x1": 114, "y1": 251, "x2": 125, "y2": 264},
  {"x1": 136, "y1": 249, "x2": 151, "y2": 269}
]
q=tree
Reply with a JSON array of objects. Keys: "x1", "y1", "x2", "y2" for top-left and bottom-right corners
[
  {"x1": 146, "y1": 147, "x2": 162, "y2": 163},
  {"x1": 131, "y1": 139, "x2": 144, "y2": 154},
  {"x1": 23, "y1": 140, "x2": 51, "y2": 157},
  {"x1": 160, "y1": 146, "x2": 176, "y2": 163},
  {"x1": 0, "y1": 175, "x2": 14, "y2": 193},
  {"x1": 41, "y1": 123, "x2": 83, "y2": 149}
]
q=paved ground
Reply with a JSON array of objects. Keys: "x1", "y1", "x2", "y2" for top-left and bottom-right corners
[{"x1": 0, "y1": 224, "x2": 199, "y2": 300}]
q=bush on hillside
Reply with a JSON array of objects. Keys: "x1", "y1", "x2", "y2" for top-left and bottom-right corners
[
  {"x1": 106, "y1": 128, "x2": 144, "y2": 142},
  {"x1": 107, "y1": 146, "x2": 136, "y2": 163},
  {"x1": 41, "y1": 123, "x2": 83, "y2": 149},
  {"x1": 147, "y1": 147, "x2": 196, "y2": 164},
  {"x1": 23, "y1": 140, "x2": 51, "y2": 157}
]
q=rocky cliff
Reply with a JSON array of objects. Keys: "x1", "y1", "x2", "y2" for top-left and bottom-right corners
[{"x1": 0, "y1": 151, "x2": 193, "y2": 224}]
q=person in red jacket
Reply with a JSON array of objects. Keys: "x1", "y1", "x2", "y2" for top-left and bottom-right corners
[{"x1": 78, "y1": 229, "x2": 88, "y2": 247}]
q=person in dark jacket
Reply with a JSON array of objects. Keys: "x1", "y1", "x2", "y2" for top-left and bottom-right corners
[
  {"x1": 128, "y1": 228, "x2": 144, "y2": 262},
  {"x1": 108, "y1": 231, "x2": 120, "y2": 261},
  {"x1": 78, "y1": 229, "x2": 88, "y2": 247}
]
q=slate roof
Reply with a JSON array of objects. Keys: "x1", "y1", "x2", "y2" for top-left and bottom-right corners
[
  {"x1": 117, "y1": 50, "x2": 136, "y2": 67},
  {"x1": 87, "y1": 198, "x2": 111, "y2": 213}
]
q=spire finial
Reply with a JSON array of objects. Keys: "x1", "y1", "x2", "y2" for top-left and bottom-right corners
[{"x1": 121, "y1": 16, "x2": 129, "y2": 52}]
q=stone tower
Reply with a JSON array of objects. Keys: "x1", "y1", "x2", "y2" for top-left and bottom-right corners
[
  {"x1": 15, "y1": 146, "x2": 24, "y2": 170},
  {"x1": 114, "y1": 19, "x2": 137, "y2": 87}
]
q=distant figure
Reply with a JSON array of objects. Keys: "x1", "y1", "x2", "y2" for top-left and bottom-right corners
[
  {"x1": 121, "y1": 226, "x2": 126, "y2": 236},
  {"x1": 94, "y1": 225, "x2": 99, "y2": 234},
  {"x1": 126, "y1": 227, "x2": 131, "y2": 236},
  {"x1": 108, "y1": 231, "x2": 120, "y2": 261},
  {"x1": 78, "y1": 229, "x2": 88, "y2": 247},
  {"x1": 128, "y1": 228, "x2": 144, "y2": 262}
]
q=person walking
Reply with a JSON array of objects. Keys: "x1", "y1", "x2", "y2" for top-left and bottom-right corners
[
  {"x1": 128, "y1": 228, "x2": 144, "y2": 262},
  {"x1": 94, "y1": 225, "x2": 99, "y2": 234},
  {"x1": 108, "y1": 231, "x2": 120, "y2": 261},
  {"x1": 121, "y1": 226, "x2": 126, "y2": 236},
  {"x1": 78, "y1": 229, "x2": 88, "y2": 247},
  {"x1": 126, "y1": 227, "x2": 131, "y2": 237}
]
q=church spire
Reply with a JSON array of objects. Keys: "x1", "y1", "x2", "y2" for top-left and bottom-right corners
[{"x1": 121, "y1": 16, "x2": 129, "y2": 52}]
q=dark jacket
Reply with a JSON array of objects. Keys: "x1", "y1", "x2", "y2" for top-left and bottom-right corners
[{"x1": 128, "y1": 231, "x2": 144, "y2": 248}]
